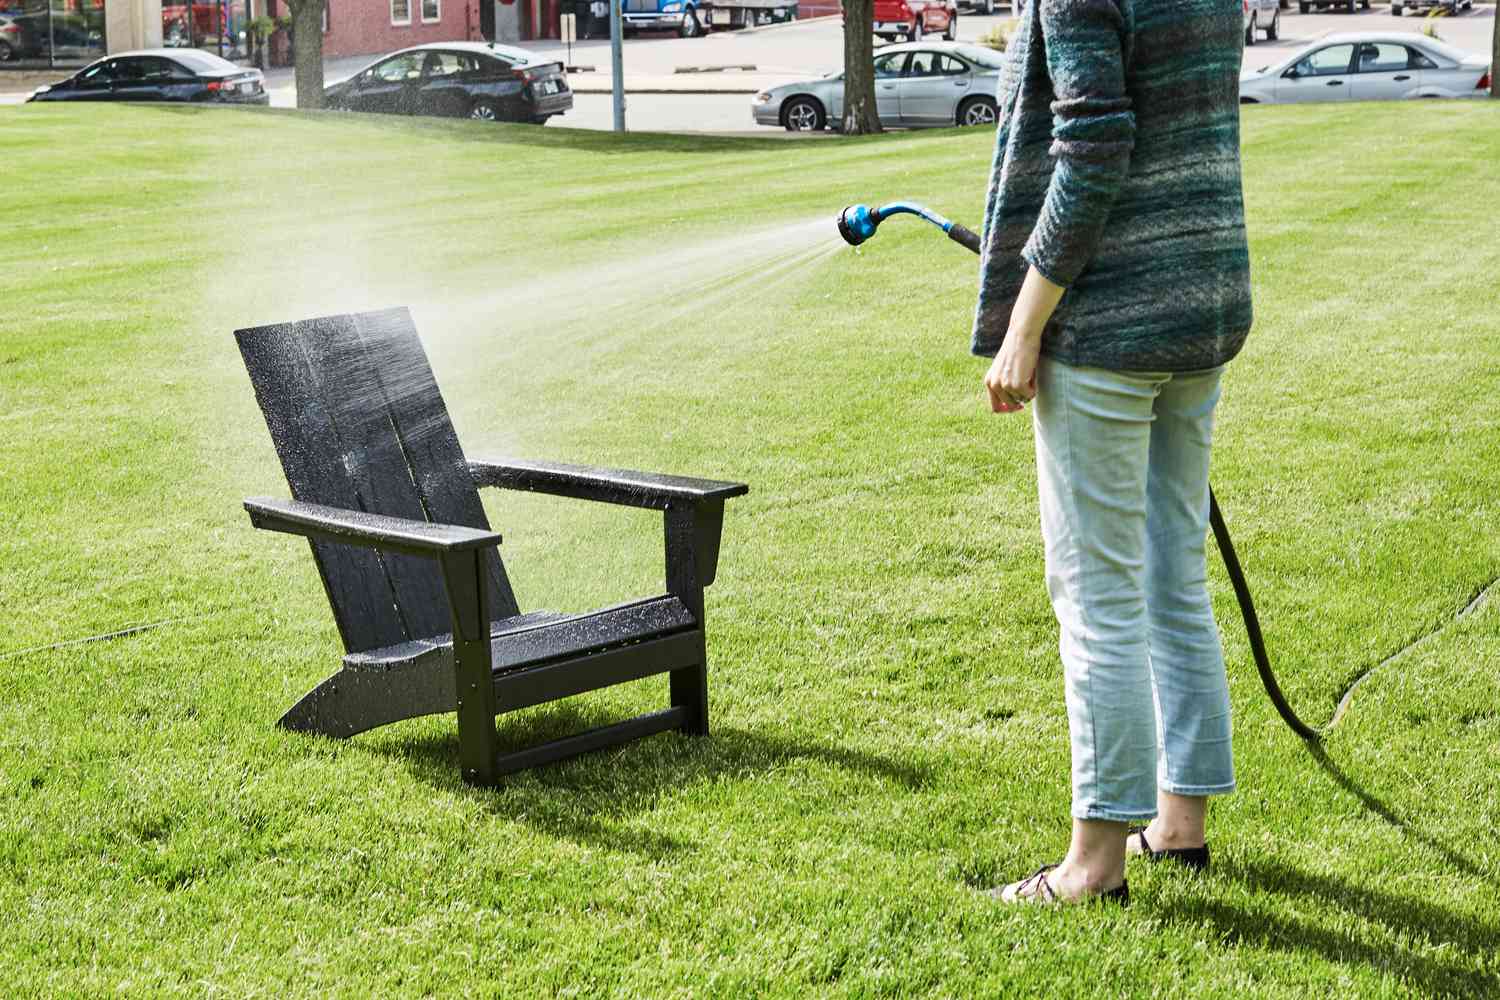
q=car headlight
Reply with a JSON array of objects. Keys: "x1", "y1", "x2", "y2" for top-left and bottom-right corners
[
  {"x1": 661, "y1": 1, "x2": 683, "y2": 10},
  {"x1": 753, "y1": 91, "x2": 773, "y2": 105},
  {"x1": 32, "y1": 84, "x2": 50, "y2": 95}
]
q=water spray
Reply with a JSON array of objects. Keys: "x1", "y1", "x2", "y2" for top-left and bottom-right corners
[{"x1": 837, "y1": 200, "x2": 1319, "y2": 741}]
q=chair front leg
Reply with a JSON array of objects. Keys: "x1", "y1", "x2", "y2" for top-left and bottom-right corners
[
  {"x1": 440, "y1": 550, "x2": 499, "y2": 784},
  {"x1": 664, "y1": 502, "x2": 721, "y2": 736}
]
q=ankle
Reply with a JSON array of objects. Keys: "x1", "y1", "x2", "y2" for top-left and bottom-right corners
[
  {"x1": 1145, "y1": 817, "x2": 1205, "y2": 849},
  {"x1": 1054, "y1": 857, "x2": 1125, "y2": 894}
]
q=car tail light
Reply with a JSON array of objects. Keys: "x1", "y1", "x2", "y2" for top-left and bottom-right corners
[
  {"x1": 206, "y1": 79, "x2": 227, "y2": 91},
  {"x1": 1478, "y1": 69, "x2": 1491, "y2": 91},
  {"x1": 513, "y1": 67, "x2": 533, "y2": 82}
]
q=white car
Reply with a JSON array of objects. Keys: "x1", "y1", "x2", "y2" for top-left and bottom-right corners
[
  {"x1": 1243, "y1": 0, "x2": 1280, "y2": 46},
  {"x1": 1239, "y1": 33, "x2": 1491, "y2": 103},
  {"x1": 751, "y1": 42, "x2": 1006, "y2": 131}
]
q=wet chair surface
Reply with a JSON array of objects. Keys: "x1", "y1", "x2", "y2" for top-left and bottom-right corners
[{"x1": 235, "y1": 307, "x2": 748, "y2": 784}]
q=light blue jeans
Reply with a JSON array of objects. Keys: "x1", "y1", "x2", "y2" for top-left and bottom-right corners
[{"x1": 1032, "y1": 356, "x2": 1236, "y2": 822}]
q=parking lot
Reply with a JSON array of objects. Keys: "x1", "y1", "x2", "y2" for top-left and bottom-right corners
[{"x1": 3, "y1": 3, "x2": 1494, "y2": 127}]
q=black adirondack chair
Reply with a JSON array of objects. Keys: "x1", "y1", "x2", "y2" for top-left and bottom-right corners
[{"x1": 235, "y1": 307, "x2": 747, "y2": 784}]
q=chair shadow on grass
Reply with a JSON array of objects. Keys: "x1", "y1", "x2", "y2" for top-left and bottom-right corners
[
  {"x1": 1162, "y1": 856, "x2": 1500, "y2": 997},
  {"x1": 362, "y1": 700, "x2": 930, "y2": 859}
]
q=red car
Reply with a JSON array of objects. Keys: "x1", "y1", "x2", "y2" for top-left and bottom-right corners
[{"x1": 873, "y1": 0, "x2": 958, "y2": 42}]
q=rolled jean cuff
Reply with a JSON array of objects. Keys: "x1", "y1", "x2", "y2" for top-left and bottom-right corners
[
  {"x1": 1158, "y1": 780, "x2": 1236, "y2": 797},
  {"x1": 1072, "y1": 804, "x2": 1158, "y2": 823}
]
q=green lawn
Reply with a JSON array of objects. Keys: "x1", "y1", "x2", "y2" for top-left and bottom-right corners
[{"x1": 3, "y1": 101, "x2": 1498, "y2": 997}]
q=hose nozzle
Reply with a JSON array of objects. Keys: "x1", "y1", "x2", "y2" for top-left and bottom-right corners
[
  {"x1": 836, "y1": 204, "x2": 880, "y2": 247},
  {"x1": 835, "y1": 200, "x2": 982, "y2": 256}
]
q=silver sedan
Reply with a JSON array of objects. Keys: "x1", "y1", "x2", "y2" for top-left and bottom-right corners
[
  {"x1": 1239, "y1": 32, "x2": 1491, "y2": 103},
  {"x1": 751, "y1": 41, "x2": 1006, "y2": 131}
]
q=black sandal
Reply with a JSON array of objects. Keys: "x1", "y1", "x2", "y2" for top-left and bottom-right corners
[
  {"x1": 991, "y1": 863, "x2": 1130, "y2": 906},
  {"x1": 1127, "y1": 826, "x2": 1210, "y2": 872}
]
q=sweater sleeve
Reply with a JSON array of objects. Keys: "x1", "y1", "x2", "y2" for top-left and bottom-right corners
[{"x1": 1020, "y1": 0, "x2": 1135, "y2": 289}]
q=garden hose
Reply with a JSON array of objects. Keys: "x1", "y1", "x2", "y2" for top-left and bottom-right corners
[{"x1": 837, "y1": 201, "x2": 1320, "y2": 741}]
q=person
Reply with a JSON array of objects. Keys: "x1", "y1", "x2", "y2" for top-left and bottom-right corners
[{"x1": 972, "y1": 0, "x2": 1253, "y2": 905}]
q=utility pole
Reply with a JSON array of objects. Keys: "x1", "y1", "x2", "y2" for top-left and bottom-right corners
[{"x1": 611, "y1": 0, "x2": 626, "y2": 131}]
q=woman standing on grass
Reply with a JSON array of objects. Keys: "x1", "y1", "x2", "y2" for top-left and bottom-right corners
[{"x1": 974, "y1": 0, "x2": 1252, "y2": 904}]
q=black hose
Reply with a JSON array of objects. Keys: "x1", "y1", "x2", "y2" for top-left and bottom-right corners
[{"x1": 946, "y1": 226, "x2": 1319, "y2": 741}]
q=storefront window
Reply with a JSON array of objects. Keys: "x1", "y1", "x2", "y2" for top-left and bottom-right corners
[
  {"x1": 162, "y1": 0, "x2": 248, "y2": 60},
  {"x1": 0, "y1": 0, "x2": 103, "y2": 67}
]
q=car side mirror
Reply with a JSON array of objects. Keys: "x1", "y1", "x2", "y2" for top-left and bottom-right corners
[{"x1": 1283, "y1": 67, "x2": 1300, "y2": 79}]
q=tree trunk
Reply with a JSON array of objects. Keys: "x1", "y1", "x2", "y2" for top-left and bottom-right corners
[
  {"x1": 1491, "y1": 9, "x2": 1498, "y2": 99},
  {"x1": 841, "y1": 0, "x2": 882, "y2": 134},
  {"x1": 287, "y1": 0, "x2": 327, "y2": 109}
]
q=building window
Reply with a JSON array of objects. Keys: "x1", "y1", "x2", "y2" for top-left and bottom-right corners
[
  {"x1": 391, "y1": 0, "x2": 411, "y2": 25},
  {"x1": 421, "y1": 0, "x2": 440, "y2": 21}
]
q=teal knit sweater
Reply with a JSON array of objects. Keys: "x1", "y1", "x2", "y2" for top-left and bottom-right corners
[{"x1": 973, "y1": 0, "x2": 1253, "y2": 372}]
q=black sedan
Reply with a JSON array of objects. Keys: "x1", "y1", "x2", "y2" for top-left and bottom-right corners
[
  {"x1": 323, "y1": 42, "x2": 572, "y2": 124},
  {"x1": 27, "y1": 48, "x2": 268, "y2": 105}
]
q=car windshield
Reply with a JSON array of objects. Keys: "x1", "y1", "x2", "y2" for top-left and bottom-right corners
[
  {"x1": 169, "y1": 49, "x2": 239, "y2": 73},
  {"x1": 956, "y1": 45, "x2": 1006, "y2": 70}
]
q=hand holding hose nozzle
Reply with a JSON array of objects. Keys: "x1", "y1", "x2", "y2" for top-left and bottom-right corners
[{"x1": 835, "y1": 198, "x2": 1320, "y2": 742}]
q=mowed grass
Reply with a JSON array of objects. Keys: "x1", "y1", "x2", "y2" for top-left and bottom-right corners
[{"x1": 2, "y1": 101, "x2": 1498, "y2": 996}]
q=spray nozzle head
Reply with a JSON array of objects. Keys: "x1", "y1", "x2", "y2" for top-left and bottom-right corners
[{"x1": 836, "y1": 204, "x2": 880, "y2": 247}]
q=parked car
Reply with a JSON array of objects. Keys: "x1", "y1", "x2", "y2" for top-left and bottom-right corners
[
  {"x1": 27, "y1": 49, "x2": 267, "y2": 104},
  {"x1": 0, "y1": 14, "x2": 20, "y2": 61},
  {"x1": 752, "y1": 42, "x2": 1004, "y2": 131},
  {"x1": 1391, "y1": 0, "x2": 1473, "y2": 15},
  {"x1": 1244, "y1": 0, "x2": 1280, "y2": 45},
  {"x1": 957, "y1": 0, "x2": 1009, "y2": 14},
  {"x1": 3, "y1": 11, "x2": 102, "y2": 61},
  {"x1": 1239, "y1": 33, "x2": 1490, "y2": 103},
  {"x1": 323, "y1": 42, "x2": 571, "y2": 124},
  {"x1": 621, "y1": 0, "x2": 707, "y2": 37},
  {"x1": 873, "y1": 0, "x2": 959, "y2": 42},
  {"x1": 1298, "y1": 0, "x2": 1368, "y2": 12}
]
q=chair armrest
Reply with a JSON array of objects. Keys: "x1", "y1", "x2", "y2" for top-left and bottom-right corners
[
  {"x1": 244, "y1": 497, "x2": 503, "y2": 558},
  {"x1": 469, "y1": 457, "x2": 749, "y2": 510}
]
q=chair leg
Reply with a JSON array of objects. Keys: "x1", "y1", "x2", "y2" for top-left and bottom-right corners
[
  {"x1": 669, "y1": 635, "x2": 709, "y2": 736},
  {"x1": 441, "y1": 551, "x2": 499, "y2": 785},
  {"x1": 278, "y1": 663, "x2": 457, "y2": 738}
]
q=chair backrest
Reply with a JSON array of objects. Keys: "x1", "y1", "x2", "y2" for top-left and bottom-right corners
[{"x1": 236, "y1": 308, "x2": 520, "y2": 653}]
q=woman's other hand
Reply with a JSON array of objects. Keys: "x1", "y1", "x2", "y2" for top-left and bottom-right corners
[
  {"x1": 983, "y1": 265, "x2": 1066, "y2": 414},
  {"x1": 985, "y1": 329, "x2": 1041, "y2": 413}
]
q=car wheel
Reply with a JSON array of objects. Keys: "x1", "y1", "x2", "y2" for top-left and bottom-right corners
[
  {"x1": 0, "y1": 39, "x2": 12, "y2": 61},
  {"x1": 958, "y1": 95, "x2": 998, "y2": 126},
  {"x1": 469, "y1": 99, "x2": 501, "y2": 122},
  {"x1": 1299, "y1": 1, "x2": 1309, "y2": 12},
  {"x1": 1391, "y1": 2, "x2": 1402, "y2": 13},
  {"x1": 1278, "y1": 0, "x2": 1287, "y2": 7},
  {"x1": 984, "y1": 0, "x2": 995, "y2": 12},
  {"x1": 679, "y1": 7, "x2": 701, "y2": 36},
  {"x1": 782, "y1": 96, "x2": 826, "y2": 131},
  {"x1": 1245, "y1": 14, "x2": 1255, "y2": 45},
  {"x1": 943, "y1": 13, "x2": 956, "y2": 39},
  {"x1": 1346, "y1": 0, "x2": 1354, "y2": 12},
  {"x1": 1266, "y1": 9, "x2": 1279, "y2": 37},
  {"x1": 531, "y1": 115, "x2": 553, "y2": 125}
]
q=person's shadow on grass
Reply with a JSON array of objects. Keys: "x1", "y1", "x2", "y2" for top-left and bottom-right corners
[
  {"x1": 1165, "y1": 854, "x2": 1500, "y2": 997},
  {"x1": 363, "y1": 701, "x2": 930, "y2": 859}
]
